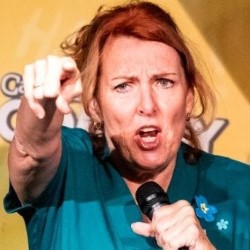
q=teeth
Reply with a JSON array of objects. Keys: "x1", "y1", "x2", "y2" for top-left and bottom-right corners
[
  {"x1": 141, "y1": 128, "x2": 155, "y2": 132},
  {"x1": 139, "y1": 128, "x2": 158, "y2": 137},
  {"x1": 141, "y1": 136, "x2": 157, "y2": 143}
]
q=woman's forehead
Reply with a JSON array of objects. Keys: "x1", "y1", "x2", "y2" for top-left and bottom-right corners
[{"x1": 100, "y1": 36, "x2": 183, "y2": 76}]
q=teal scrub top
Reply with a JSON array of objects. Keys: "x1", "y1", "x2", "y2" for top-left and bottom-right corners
[{"x1": 4, "y1": 127, "x2": 250, "y2": 250}]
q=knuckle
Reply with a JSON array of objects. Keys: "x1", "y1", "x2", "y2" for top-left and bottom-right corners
[
  {"x1": 34, "y1": 58, "x2": 44, "y2": 65},
  {"x1": 154, "y1": 221, "x2": 165, "y2": 235},
  {"x1": 46, "y1": 55, "x2": 57, "y2": 61},
  {"x1": 62, "y1": 56, "x2": 75, "y2": 63},
  {"x1": 186, "y1": 214, "x2": 197, "y2": 225},
  {"x1": 46, "y1": 55, "x2": 61, "y2": 67},
  {"x1": 177, "y1": 200, "x2": 195, "y2": 216},
  {"x1": 23, "y1": 64, "x2": 33, "y2": 75},
  {"x1": 152, "y1": 208, "x2": 164, "y2": 221},
  {"x1": 167, "y1": 242, "x2": 179, "y2": 250},
  {"x1": 24, "y1": 93, "x2": 31, "y2": 100},
  {"x1": 183, "y1": 204, "x2": 195, "y2": 215},
  {"x1": 177, "y1": 199, "x2": 190, "y2": 207},
  {"x1": 159, "y1": 235, "x2": 176, "y2": 250},
  {"x1": 188, "y1": 224, "x2": 200, "y2": 238}
]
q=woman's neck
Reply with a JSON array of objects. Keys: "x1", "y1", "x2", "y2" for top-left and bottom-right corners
[
  {"x1": 123, "y1": 161, "x2": 176, "y2": 201},
  {"x1": 108, "y1": 153, "x2": 177, "y2": 200}
]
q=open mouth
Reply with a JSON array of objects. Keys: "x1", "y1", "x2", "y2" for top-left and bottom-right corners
[
  {"x1": 139, "y1": 127, "x2": 158, "y2": 141},
  {"x1": 136, "y1": 126, "x2": 161, "y2": 150},
  {"x1": 139, "y1": 127, "x2": 158, "y2": 137}
]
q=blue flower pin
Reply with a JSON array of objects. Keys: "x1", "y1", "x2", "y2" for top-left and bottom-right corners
[{"x1": 195, "y1": 195, "x2": 217, "y2": 222}]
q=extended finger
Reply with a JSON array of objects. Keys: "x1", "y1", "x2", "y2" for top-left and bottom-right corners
[
  {"x1": 55, "y1": 78, "x2": 82, "y2": 114},
  {"x1": 55, "y1": 95, "x2": 71, "y2": 114}
]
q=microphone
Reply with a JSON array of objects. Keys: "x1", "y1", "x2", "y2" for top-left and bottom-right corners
[
  {"x1": 135, "y1": 181, "x2": 188, "y2": 250},
  {"x1": 135, "y1": 181, "x2": 169, "y2": 220}
]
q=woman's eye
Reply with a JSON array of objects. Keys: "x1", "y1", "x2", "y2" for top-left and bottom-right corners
[
  {"x1": 114, "y1": 83, "x2": 129, "y2": 92},
  {"x1": 157, "y1": 78, "x2": 174, "y2": 88}
]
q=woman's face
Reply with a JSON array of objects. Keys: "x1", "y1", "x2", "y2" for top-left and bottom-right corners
[{"x1": 92, "y1": 36, "x2": 193, "y2": 172}]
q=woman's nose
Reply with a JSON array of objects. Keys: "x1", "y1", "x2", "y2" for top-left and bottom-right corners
[{"x1": 138, "y1": 87, "x2": 158, "y2": 116}]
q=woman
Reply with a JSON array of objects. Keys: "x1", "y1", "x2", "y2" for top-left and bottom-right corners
[{"x1": 4, "y1": 1, "x2": 249, "y2": 249}]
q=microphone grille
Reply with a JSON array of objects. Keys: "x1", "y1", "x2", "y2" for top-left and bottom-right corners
[{"x1": 135, "y1": 181, "x2": 169, "y2": 219}]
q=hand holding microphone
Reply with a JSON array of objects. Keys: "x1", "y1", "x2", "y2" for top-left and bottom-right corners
[{"x1": 132, "y1": 181, "x2": 215, "y2": 250}]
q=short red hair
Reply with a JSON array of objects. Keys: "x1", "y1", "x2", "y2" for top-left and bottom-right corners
[{"x1": 61, "y1": 1, "x2": 215, "y2": 160}]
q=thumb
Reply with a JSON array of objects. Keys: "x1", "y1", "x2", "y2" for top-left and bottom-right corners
[{"x1": 131, "y1": 222, "x2": 154, "y2": 237}]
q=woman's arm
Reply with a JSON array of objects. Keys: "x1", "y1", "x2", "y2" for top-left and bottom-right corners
[{"x1": 8, "y1": 56, "x2": 82, "y2": 204}]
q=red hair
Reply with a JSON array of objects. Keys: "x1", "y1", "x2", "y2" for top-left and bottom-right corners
[{"x1": 61, "y1": 1, "x2": 215, "y2": 160}]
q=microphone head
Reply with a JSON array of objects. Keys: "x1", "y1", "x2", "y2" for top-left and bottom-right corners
[{"x1": 135, "y1": 181, "x2": 170, "y2": 220}]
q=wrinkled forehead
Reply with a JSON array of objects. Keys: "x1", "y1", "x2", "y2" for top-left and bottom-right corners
[{"x1": 99, "y1": 35, "x2": 185, "y2": 79}]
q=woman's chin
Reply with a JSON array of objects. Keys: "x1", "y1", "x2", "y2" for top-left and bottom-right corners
[
  {"x1": 134, "y1": 151, "x2": 167, "y2": 168},
  {"x1": 126, "y1": 160, "x2": 167, "y2": 182},
  {"x1": 132, "y1": 158, "x2": 167, "y2": 175}
]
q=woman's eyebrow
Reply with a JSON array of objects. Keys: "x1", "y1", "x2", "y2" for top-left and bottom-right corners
[
  {"x1": 155, "y1": 70, "x2": 178, "y2": 75},
  {"x1": 152, "y1": 72, "x2": 178, "y2": 78},
  {"x1": 111, "y1": 75, "x2": 137, "y2": 81},
  {"x1": 110, "y1": 72, "x2": 179, "y2": 82}
]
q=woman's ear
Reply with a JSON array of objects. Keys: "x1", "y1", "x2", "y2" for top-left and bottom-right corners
[
  {"x1": 89, "y1": 98, "x2": 103, "y2": 122},
  {"x1": 186, "y1": 87, "x2": 194, "y2": 115}
]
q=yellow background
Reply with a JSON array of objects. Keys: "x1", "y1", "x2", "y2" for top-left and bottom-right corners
[{"x1": 1, "y1": 0, "x2": 249, "y2": 249}]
